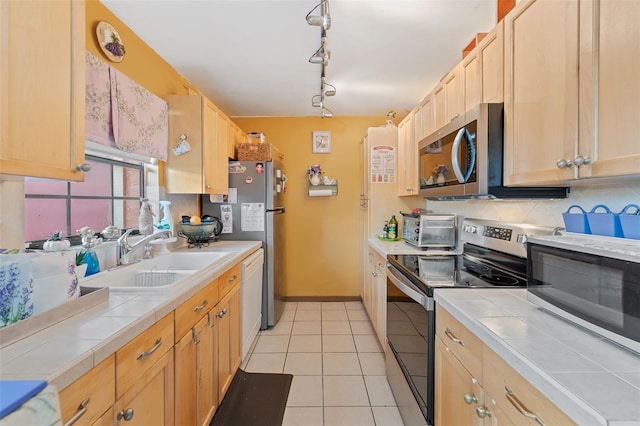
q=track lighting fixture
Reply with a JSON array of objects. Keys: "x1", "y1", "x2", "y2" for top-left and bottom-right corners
[
  {"x1": 306, "y1": 0, "x2": 334, "y2": 117},
  {"x1": 306, "y1": 0, "x2": 331, "y2": 30}
]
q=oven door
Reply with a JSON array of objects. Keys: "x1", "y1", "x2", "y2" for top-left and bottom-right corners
[{"x1": 386, "y1": 264, "x2": 434, "y2": 426}]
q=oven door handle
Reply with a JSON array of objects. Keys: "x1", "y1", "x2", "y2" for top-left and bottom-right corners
[{"x1": 387, "y1": 265, "x2": 433, "y2": 310}]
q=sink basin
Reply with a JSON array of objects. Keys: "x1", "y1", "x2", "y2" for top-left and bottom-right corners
[
  {"x1": 142, "y1": 252, "x2": 232, "y2": 270},
  {"x1": 81, "y1": 269, "x2": 198, "y2": 291},
  {"x1": 80, "y1": 251, "x2": 233, "y2": 292}
]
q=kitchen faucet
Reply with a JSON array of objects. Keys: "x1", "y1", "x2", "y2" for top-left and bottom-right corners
[{"x1": 116, "y1": 228, "x2": 172, "y2": 265}]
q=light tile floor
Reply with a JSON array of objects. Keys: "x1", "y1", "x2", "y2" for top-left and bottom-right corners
[{"x1": 241, "y1": 301, "x2": 405, "y2": 426}]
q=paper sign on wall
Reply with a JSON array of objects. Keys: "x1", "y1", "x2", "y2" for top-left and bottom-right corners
[
  {"x1": 241, "y1": 203, "x2": 264, "y2": 232},
  {"x1": 370, "y1": 145, "x2": 395, "y2": 183},
  {"x1": 220, "y1": 205, "x2": 233, "y2": 234}
]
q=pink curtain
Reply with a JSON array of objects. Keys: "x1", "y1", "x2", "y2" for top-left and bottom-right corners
[{"x1": 85, "y1": 52, "x2": 168, "y2": 161}]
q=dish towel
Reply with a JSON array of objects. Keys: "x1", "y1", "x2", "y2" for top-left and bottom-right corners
[{"x1": 0, "y1": 384, "x2": 61, "y2": 425}]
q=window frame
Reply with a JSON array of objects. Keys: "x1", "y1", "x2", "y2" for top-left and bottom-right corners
[{"x1": 24, "y1": 154, "x2": 145, "y2": 247}]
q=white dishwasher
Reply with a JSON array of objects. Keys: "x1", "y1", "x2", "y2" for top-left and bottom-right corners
[{"x1": 242, "y1": 248, "x2": 264, "y2": 360}]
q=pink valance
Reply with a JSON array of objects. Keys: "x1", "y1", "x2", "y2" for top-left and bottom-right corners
[{"x1": 85, "y1": 52, "x2": 168, "y2": 161}]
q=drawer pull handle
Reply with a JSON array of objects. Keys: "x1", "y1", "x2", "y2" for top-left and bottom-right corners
[
  {"x1": 193, "y1": 300, "x2": 209, "y2": 312},
  {"x1": 505, "y1": 386, "x2": 545, "y2": 426},
  {"x1": 136, "y1": 337, "x2": 162, "y2": 360},
  {"x1": 227, "y1": 274, "x2": 237, "y2": 282},
  {"x1": 445, "y1": 328, "x2": 464, "y2": 346},
  {"x1": 64, "y1": 398, "x2": 90, "y2": 426},
  {"x1": 117, "y1": 408, "x2": 135, "y2": 421}
]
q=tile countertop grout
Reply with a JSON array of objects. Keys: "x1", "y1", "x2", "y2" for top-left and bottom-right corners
[
  {"x1": 434, "y1": 288, "x2": 640, "y2": 426},
  {"x1": 0, "y1": 241, "x2": 262, "y2": 391}
]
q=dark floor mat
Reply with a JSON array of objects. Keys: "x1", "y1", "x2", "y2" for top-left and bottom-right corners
[{"x1": 211, "y1": 369, "x2": 293, "y2": 426}]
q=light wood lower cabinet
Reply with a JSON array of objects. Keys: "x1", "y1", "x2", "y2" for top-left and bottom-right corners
[
  {"x1": 114, "y1": 349, "x2": 174, "y2": 426},
  {"x1": 59, "y1": 356, "x2": 115, "y2": 426},
  {"x1": 435, "y1": 304, "x2": 576, "y2": 426},
  {"x1": 216, "y1": 282, "x2": 242, "y2": 401},
  {"x1": 364, "y1": 247, "x2": 386, "y2": 347}
]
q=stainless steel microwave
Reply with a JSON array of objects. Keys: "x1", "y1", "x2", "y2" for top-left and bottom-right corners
[
  {"x1": 527, "y1": 235, "x2": 640, "y2": 354},
  {"x1": 417, "y1": 103, "x2": 568, "y2": 199}
]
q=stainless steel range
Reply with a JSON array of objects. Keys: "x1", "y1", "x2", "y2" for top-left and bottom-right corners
[{"x1": 385, "y1": 218, "x2": 557, "y2": 426}]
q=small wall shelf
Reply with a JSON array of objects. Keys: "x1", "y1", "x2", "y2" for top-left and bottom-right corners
[{"x1": 308, "y1": 181, "x2": 338, "y2": 197}]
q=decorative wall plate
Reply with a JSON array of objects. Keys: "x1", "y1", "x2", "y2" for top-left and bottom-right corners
[{"x1": 96, "y1": 21, "x2": 126, "y2": 63}]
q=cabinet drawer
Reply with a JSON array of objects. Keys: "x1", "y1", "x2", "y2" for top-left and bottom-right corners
[
  {"x1": 435, "y1": 305, "x2": 483, "y2": 381},
  {"x1": 116, "y1": 312, "x2": 174, "y2": 398},
  {"x1": 175, "y1": 279, "x2": 219, "y2": 340},
  {"x1": 59, "y1": 356, "x2": 115, "y2": 426},
  {"x1": 219, "y1": 263, "x2": 241, "y2": 299},
  {"x1": 483, "y1": 346, "x2": 576, "y2": 426}
]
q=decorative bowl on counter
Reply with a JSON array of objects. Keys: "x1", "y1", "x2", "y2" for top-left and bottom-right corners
[{"x1": 175, "y1": 221, "x2": 222, "y2": 247}]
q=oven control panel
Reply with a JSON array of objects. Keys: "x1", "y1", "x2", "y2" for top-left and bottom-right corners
[{"x1": 483, "y1": 226, "x2": 512, "y2": 241}]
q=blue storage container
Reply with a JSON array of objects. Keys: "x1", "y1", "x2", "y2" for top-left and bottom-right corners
[
  {"x1": 586, "y1": 205, "x2": 623, "y2": 238},
  {"x1": 562, "y1": 205, "x2": 590, "y2": 234},
  {"x1": 618, "y1": 204, "x2": 640, "y2": 240}
]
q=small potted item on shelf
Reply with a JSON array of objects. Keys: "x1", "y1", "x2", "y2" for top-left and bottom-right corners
[
  {"x1": 43, "y1": 231, "x2": 71, "y2": 252},
  {"x1": 307, "y1": 164, "x2": 323, "y2": 186}
]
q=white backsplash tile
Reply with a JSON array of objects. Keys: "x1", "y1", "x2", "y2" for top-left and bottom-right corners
[{"x1": 427, "y1": 181, "x2": 640, "y2": 227}]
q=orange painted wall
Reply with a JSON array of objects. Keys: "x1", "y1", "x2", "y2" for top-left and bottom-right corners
[{"x1": 234, "y1": 117, "x2": 387, "y2": 297}]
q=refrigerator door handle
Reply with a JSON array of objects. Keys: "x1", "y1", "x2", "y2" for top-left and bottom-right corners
[{"x1": 266, "y1": 207, "x2": 286, "y2": 214}]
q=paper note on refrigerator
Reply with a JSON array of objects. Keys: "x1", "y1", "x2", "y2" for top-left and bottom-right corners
[
  {"x1": 241, "y1": 203, "x2": 265, "y2": 232},
  {"x1": 220, "y1": 205, "x2": 233, "y2": 234}
]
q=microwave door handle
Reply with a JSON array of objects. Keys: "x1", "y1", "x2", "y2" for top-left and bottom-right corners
[
  {"x1": 450, "y1": 128, "x2": 476, "y2": 183},
  {"x1": 451, "y1": 128, "x2": 467, "y2": 183}
]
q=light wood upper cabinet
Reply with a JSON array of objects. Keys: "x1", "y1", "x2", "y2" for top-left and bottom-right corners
[
  {"x1": 165, "y1": 95, "x2": 229, "y2": 194},
  {"x1": 503, "y1": 0, "x2": 580, "y2": 185},
  {"x1": 479, "y1": 20, "x2": 504, "y2": 104},
  {"x1": 444, "y1": 64, "x2": 464, "y2": 123},
  {"x1": 578, "y1": 0, "x2": 640, "y2": 179},
  {"x1": 434, "y1": 83, "x2": 447, "y2": 130},
  {"x1": 462, "y1": 50, "x2": 481, "y2": 113},
  {"x1": 504, "y1": 0, "x2": 640, "y2": 185},
  {"x1": 421, "y1": 94, "x2": 435, "y2": 139},
  {"x1": 398, "y1": 113, "x2": 418, "y2": 196},
  {"x1": 0, "y1": 0, "x2": 86, "y2": 181}
]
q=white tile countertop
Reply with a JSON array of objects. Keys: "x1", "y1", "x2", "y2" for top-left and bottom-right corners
[
  {"x1": 368, "y1": 238, "x2": 459, "y2": 257},
  {"x1": 434, "y1": 288, "x2": 640, "y2": 426},
  {"x1": 0, "y1": 241, "x2": 261, "y2": 391}
]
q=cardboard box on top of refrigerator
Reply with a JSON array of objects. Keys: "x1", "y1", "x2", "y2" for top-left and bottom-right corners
[{"x1": 247, "y1": 132, "x2": 266, "y2": 144}]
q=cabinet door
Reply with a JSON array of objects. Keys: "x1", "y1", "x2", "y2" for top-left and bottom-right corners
[
  {"x1": 580, "y1": 0, "x2": 640, "y2": 179},
  {"x1": 0, "y1": 0, "x2": 85, "y2": 181},
  {"x1": 373, "y1": 252, "x2": 387, "y2": 347},
  {"x1": 228, "y1": 284, "x2": 242, "y2": 374},
  {"x1": 174, "y1": 328, "x2": 197, "y2": 426},
  {"x1": 398, "y1": 114, "x2": 417, "y2": 196},
  {"x1": 202, "y1": 99, "x2": 228, "y2": 194},
  {"x1": 216, "y1": 295, "x2": 233, "y2": 401},
  {"x1": 444, "y1": 64, "x2": 463, "y2": 122},
  {"x1": 504, "y1": 0, "x2": 579, "y2": 185},
  {"x1": 114, "y1": 349, "x2": 174, "y2": 426},
  {"x1": 434, "y1": 338, "x2": 483, "y2": 426},
  {"x1": 421, "y1": 95, "x2": 435, "y2": 138},
  {"x1": 434, "y1": 84, "x2": 447, "y2": 130},
  {"x1": 462, "y1": 51, "x2": 481, "y2": 113},
  {"x1": 60, "y1": 356, "x2": 115, "y2": 426},
  {"x1": 480, "y1": 21, "x2": 504, "y2": 104}
]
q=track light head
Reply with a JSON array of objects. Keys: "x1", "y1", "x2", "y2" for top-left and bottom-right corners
[
  {"x1": 311, "y1": 95, "x2": 323, "y2": 107},
  {"x1": 321, "y1": 106, "x2": 333, "y2": 118},
  {"x1": 306, "y1": 0, "x2": 331, "y2": 30}
]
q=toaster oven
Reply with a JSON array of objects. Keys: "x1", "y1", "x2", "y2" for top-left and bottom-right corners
[{"x1": 401, "y1": 213, "x2": 456, "y2": 248}]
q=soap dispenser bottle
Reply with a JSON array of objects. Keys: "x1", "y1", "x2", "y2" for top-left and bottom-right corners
[
  {"x1": 158, "y1": 200, "x2": 174, "y2": 237},
  {"x1": 77, "y1": 226, "x2": 100, "y2": 276}
]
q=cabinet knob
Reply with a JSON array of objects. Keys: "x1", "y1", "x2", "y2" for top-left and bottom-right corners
[
  {"x1": 476, "y1": 405, "x2": 492, "y2": 418},
  {"x1": 76, "y1": 163, "x2": 91, "y2": 172},
  {"x1": 463, "y1": 393, "x2": 478, "y2": 404},
  {"x1": 117, "y1": 408, "x2": 134, "y2": 421},
  {"x1": 573, "y1": 155, "x2": 591, "y2": 167},
  {"x1": 556, "y1": 158, "x2": 573, "y2": 169},
  {"x1": 206, "y1": 184, "x2": 212, "y2": 189}
]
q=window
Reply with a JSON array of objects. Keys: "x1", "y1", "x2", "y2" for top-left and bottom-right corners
[{"x1": 24, "y1": 155, "x2": 144, "y2": 243}]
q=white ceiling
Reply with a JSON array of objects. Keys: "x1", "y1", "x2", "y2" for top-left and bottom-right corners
[{"x1": 101, "y1": 0, "x2": 497, "y2": 119}]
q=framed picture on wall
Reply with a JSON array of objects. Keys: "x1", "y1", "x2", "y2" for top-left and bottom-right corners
[{"x1": 312, "y1": 131, "x2": 331, "y2": 153}]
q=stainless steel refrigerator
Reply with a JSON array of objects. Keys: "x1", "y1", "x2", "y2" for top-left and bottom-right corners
[{"x1": 201, "y1": 160, "x2": 286, "y2": 329}]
